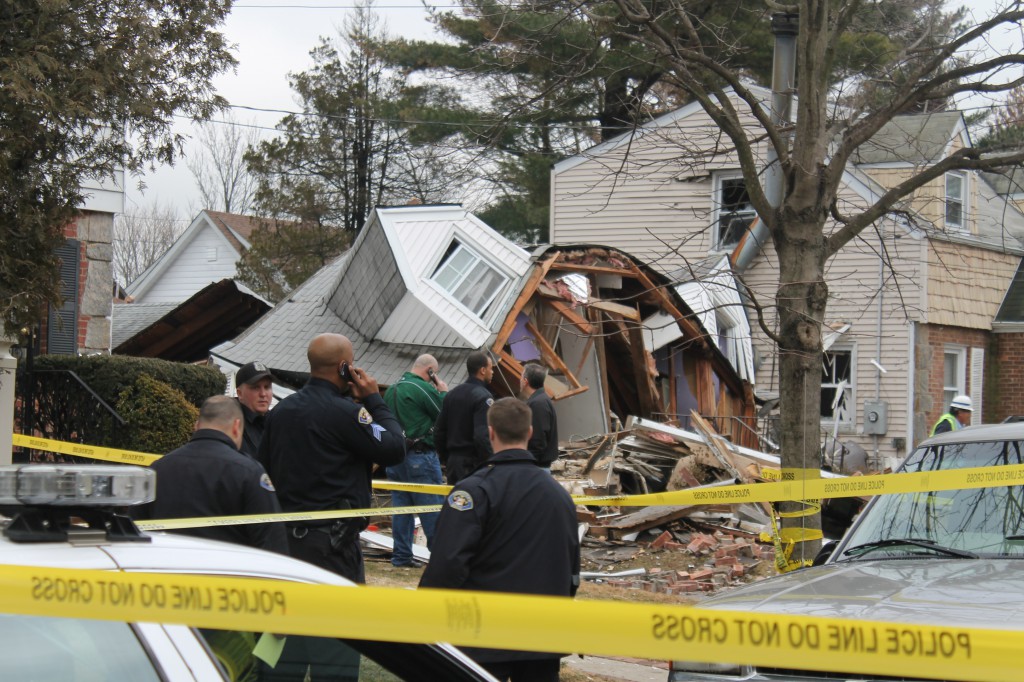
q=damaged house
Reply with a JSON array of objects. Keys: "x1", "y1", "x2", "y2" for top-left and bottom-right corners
[{"x1": 211, "y1": 204, "x2": 757, "y2": 465}]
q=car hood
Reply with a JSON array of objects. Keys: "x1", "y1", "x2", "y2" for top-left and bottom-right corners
[{"x1": 700, "y1": 559, "x2": 1024, "y2": 629}]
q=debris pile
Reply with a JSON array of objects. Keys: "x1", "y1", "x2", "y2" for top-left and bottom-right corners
[{"x1": 557, "y1": 412, "x2": 788, "y2": 595}]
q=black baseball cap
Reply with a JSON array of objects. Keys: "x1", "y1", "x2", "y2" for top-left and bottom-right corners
[{"x1": 235, "y1": 361, "x2": 273, "y2": 386}]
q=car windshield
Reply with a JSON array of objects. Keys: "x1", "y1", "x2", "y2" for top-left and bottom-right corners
[{"x1": 838, "y1": 438, "x2": 1024, "y2": 560}]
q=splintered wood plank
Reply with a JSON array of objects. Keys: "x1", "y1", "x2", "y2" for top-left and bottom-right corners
[
  {"x1": 545, "y1": 298, "x2": 594, "y2": 334},
  {"x1": 491, "y1": 253, "x2": 559, "y2": 353},
  {"x1": 602, "y1": 505, "x2": 709, "y2": 539},
  {"x1": 589, "y1": 298, "x2": 641, "y2": 320}
]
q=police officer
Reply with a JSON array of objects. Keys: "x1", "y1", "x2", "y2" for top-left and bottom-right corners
[
  {"x1": 931, "y1": 394, "x2": 973, "y2": 436},
  {"x1": 132, "y1": 395, "x2": 288, "y2": 554},
  {"x1": 234, "y1": 360, "x2": 274, "y2": 457},
  {"x1": 257, "y1": 333, "x2": 405, "y2": 583},
  {"x1": 435, "y1": 350, "x2": 494, "y2": 484},
  {"x1": 420, "y1": 397, "x2": 580, "y2": 682},
  {"x1": 521, "y1": 363, "x2": 558, "y2": 470}
]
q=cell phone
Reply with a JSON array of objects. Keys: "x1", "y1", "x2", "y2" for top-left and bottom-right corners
[
  {"x1": 427, "y1": 368, "x2": 437, "y2": 384},
  {"x1": 339, "y1": 362, "x2": 352, "y2": 381}
]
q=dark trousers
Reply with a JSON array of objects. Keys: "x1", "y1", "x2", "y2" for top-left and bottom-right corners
[
  {"x1": 482, "y1": 658, "x2": 560, "y2": 682},
  {"x1": 445, "y1": 455, "x2": 476, "y2": 486},
  {"x1": 287, "y1": 527, "x2": 365, "y2": 584}
]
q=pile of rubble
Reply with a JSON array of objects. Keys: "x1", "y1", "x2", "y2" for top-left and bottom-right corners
[{"x1": 556, "y1": 412, "x2": 787, "y2": 595}]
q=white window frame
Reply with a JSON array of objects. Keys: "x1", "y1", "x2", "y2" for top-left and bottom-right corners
[
  {"x1": 429, "y1": 240, "x2": 510, "y2": 320},
  {"x1": 712, "y1": 172, "x2": 757, "y2": 252},
  {"x1": 821, "y1": 345, "x2": 855, "y2": 426},
  {"x1": 943, "y1": 346, "x2": 967, "y2": 411},
  {"x1": 945, "y1": 171, "x2": 967, "y2": 231}
]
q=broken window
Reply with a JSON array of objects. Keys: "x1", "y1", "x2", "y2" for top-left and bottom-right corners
[
  {"x1": 821, "y1": 348, "x2": 853, "y2": 423},
  {"x1": 714, "y1": 174, "x2": 757, "y2": 251},
  {"x1": 431, "y1": 240, "x2": 509, "y2": 318}
]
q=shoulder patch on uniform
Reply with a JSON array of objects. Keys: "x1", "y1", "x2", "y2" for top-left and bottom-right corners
[
  {"x1": 485, "y1": 398, "x2": 494, "y2": 407},
  {"x1": 447, "y1": 490, "x2": 474, "y2": 511},
  {"x1": 259, "y1": 473, "x2": 276, "y2": 492},
  {"x1": 358, "y1": 407, "x2": 373, "y2": 424}
]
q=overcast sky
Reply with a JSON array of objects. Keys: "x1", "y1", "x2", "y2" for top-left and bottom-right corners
[
  {"x1": 124, "y1": 2, "x2": 438, "y2": 224},
  {"x1": 125, "y1": 0, "x2": 1021, "y2": 226}
]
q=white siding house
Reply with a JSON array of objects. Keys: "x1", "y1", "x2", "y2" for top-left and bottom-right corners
[
  {"x1": 125, "y1": 210, "x2": 260, "y2": 304},
  {"x1": 550, "y1": 91, "x2": 1024, "y2": 468}
]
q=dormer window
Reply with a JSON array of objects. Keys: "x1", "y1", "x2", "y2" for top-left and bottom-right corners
[
  {"x1": 432, "y1": 240, "x2": 509, "y2": 318},
  {"x1": 945, "y1": 171, "x2": 966, "y2": 231},
  {"x1": 714, "y1": 173, "x2": 757, "y2": 251}
]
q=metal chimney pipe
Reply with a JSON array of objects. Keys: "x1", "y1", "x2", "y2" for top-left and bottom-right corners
[{"x1": 732, "y1": 12, "x2": 798, "y2": 273}]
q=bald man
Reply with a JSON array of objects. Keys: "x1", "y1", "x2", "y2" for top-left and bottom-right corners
[
  {"x1": 383, "y1": 354, "x2": 448, "y2": 567},
  {"x1": 257, "y1": 333, "x2": 405, "y2": 582}
]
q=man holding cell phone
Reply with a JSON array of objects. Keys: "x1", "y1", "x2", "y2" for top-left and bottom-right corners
[
  {"x1": 383, "y1": 354, "x2": 448, "y2": 567},
  {"x1": 257, "y1": 333, "x2": 405, "y2": 582}
]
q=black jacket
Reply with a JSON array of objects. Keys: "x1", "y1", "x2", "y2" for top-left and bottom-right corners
[
  {"x1": 419, "y1": 448, "x2": 580, "y2": 663},
  {"x1": 238, "y1": 400, "x2": 266, "y2": 458},
  {"x1": 526, "y1": 389, "x2": 559, "y2": 467},
  {"x1": 257, "y1": 378, "x2": 405, "y2": 514},
  {"x1": 434, "y1": 377, "x2": 493, "y2": 466},
  {"x1": 132, "y1": 429, "x2": 288, "y2": 554}
]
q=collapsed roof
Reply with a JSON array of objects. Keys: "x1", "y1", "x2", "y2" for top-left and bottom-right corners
[{"x1": 212, "y1": 204, "x2": 756, "y2": 446}]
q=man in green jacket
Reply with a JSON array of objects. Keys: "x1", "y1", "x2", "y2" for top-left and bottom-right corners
[
  {"x1": 383, "y1": 354, "x2": 448, "y2": 567},
  {"x1": 930, "y1": 395, "x2": 973, "y2": 436}
]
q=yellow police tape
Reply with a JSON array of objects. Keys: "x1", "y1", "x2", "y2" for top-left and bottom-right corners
[
  {"x1": 17, "y1": 433, "x2": 1024, "y2": 528},
  {"x1": 2, "y1": 563, "x2": 1021, "y2": 682},
  {"x1": 134, "y1": 505, "x2": 443, "y2": 532},
  {"x1": 12, "y1": 434, "x2": 160, "y2": 466}
]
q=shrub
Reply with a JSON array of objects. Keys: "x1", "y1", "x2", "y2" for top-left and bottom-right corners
[
  {"x1": 115, "y1": 373, "x2": 198, "y2": 454},
  {"x1": 32, "y1": 354, "x2": 225, "y2": 407}
]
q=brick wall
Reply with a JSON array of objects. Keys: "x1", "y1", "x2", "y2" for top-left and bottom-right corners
[
  {"x1": 915, "y1": 324, "x2": 991, "y2": 440},
  {"x1": 38, "y1": 213, "x2": 113, "y2": 355},
  {"x1": 991, "y1": 332, "x2": 1024, "y2": 422}
]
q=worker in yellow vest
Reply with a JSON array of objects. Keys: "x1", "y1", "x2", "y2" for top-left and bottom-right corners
[{"x1": 930, "y1": 395, "x2": 973, "y2": 436}]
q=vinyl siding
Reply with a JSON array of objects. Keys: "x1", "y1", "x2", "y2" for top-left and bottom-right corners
[
  {"x1": 552, "y1": 111, "x2": 767, "y2": 271},
  {"x1": 135, "y1": 226, "x2": 239, "y2": 303},
  {"x1": 551, "y1": 100, "x2": 924, "y2": 464}
]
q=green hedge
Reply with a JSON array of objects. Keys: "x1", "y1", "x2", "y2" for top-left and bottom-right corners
[
  {"x1": 33, "y1": 354, "x2": 225, "y2": 407},
  {"x1": 116, "y1": 373, "x2": 198, "y2": 454},
  {"x1": 20, "y1": 355, "x2": 224, "y2": 458}
]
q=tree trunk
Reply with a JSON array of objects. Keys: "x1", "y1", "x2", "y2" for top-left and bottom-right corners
[{"x1": 773, "y1": 203, "x2": 829, "y2": 563}]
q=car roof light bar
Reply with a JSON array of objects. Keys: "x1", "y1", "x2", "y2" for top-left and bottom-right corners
[{"x1": 0, "y1": 465, "x2": 155, "y2": 507}]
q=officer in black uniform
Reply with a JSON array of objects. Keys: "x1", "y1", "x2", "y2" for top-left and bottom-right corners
[
  {"x1": 257, "y1": 333, "x2": 405, "y2": 583},
  {"x1": 434, "y1": 350, "x2": 495, "y2": 484},
  {"x1": 132, "y1": 395, "x2": 288, "y2": 554},
  {"x1": 521, "y1": 363, "x2": 559, "y2": 470},
  {"x1": 420, "y1": 397, "x2": 580, "y2": 682}
]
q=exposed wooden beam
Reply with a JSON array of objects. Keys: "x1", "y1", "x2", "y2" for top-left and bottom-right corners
[
  {"x1": 544, "y1": 298, "x2": 593, "y2": 334},
  {"x1": 524, "y1": 320, "x2": 582, "y2": 391},
  {"x1": 549, "y1": 262, "x2": 639, "y2": 277},
  {"x1": 627, "y1": 260, "x2": 749, "y2": 400},
  {"x1": 589, "y1": 299, "x2": 640, "y2": 320},
  {"x1": 626, "y1": 323, "x2": 658, "y2": 417},
  {"x1": 492, "y1": 253, "x2": 560, "y2": 354},
  {"x1": 140, "y1": 297, "x2": 242, "y2": 357}
]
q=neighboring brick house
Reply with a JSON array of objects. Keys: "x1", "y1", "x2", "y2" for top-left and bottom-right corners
[
  {"x1": 39, "y1": 174, "x2": 124, "y2": 355},
  {"x1": 550, "y1": 90, "x2": 1024, "y2": 468}
]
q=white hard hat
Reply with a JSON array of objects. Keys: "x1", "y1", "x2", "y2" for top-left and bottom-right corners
[{"x1": 950, "y1": 395, "x2": 973, "y2": 412}]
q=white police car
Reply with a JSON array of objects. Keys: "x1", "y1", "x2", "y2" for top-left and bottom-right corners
[
  {"x1": 0, "y1": 464, "x2": 497, "y2": 681},
  {"x1": 669, "y1": 422, "x2": 1024, "y2": 681}
]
